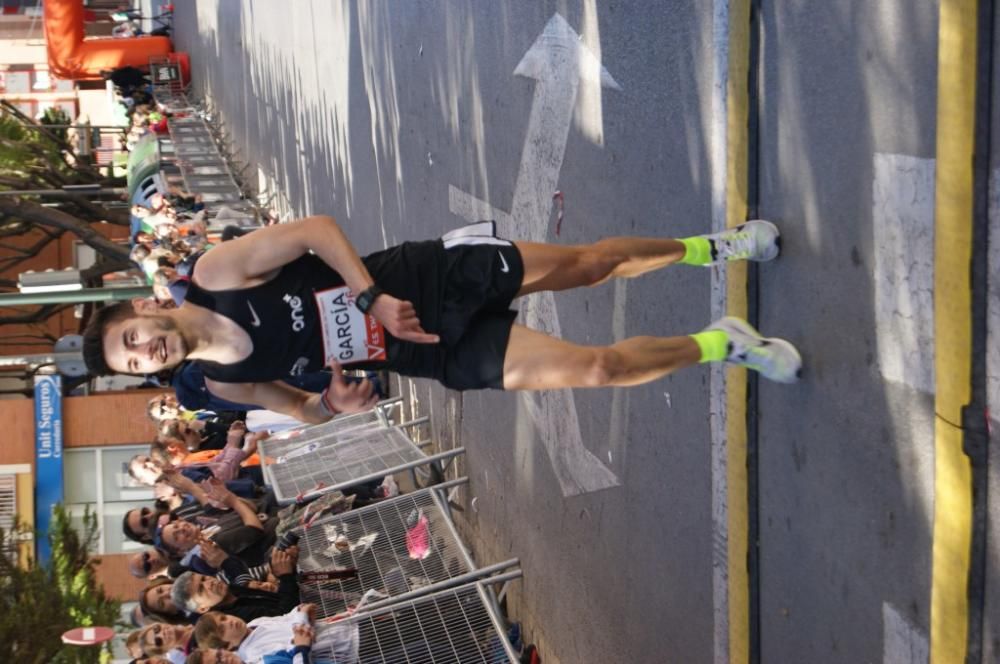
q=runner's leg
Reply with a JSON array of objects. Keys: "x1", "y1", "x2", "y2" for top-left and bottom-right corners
[
  {"x1": 514, "y1": 239, "x2": 685, "y2": 297},
  {"x1": 513, "y1": 220, "x2": 781, "y2": 297},
  {"x1": 501, "y1": 318, "x2": 803, "y2": 388},
  {"x1": 501, "y1": 324, "x2": 701, "y2": 390}
]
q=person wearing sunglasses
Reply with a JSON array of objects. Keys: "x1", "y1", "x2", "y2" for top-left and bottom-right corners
[
  {"x1": 128, "y1": 547, "x2": 172, "y2": 579},
  {"x1": 123, "y1": 504, "x2": 171, "y2": 545},
  {"x1": 138, "y1": 622, "x2": 195, "y2": 658}
]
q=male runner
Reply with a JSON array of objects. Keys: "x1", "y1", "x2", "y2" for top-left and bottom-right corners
[{"x1": 83, "y1": 216, "x2": 801, "y2": 423}]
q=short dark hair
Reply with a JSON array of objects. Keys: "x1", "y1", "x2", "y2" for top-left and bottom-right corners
[
  {"x1": 122, "y1": 508, "x2": 151, "y2": 544},
  {"x1": 194, "y1": 612, "x2": 226, "y2": 648},
  {"x1": 83, "y1": 302, "x2": 136, "y2": 376}
]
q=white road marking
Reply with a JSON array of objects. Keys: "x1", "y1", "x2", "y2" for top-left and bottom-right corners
[
  {"x1": 873, "y1": 152, "x2": 936, "y2": 394},
  {"x1": 882, "y1": 602, "x2": 929, "y2": 664},
  {"x1": 872, "y1": 153, "x2": 937, "y2": 577},
  {"x1": 449, "y1": 13, "x2": 622, "y2": 496},
  {"x1": 448, "y1": 186, "x2": 510, "y2": 227}
]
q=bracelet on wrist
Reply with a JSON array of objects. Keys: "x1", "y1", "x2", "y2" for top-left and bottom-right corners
[{"x1": 319, "y1": 389, "x2": 337, "y2": 418}]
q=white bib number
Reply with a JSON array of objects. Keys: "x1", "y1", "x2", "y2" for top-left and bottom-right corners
[{"x1": 314, "y1": 286, "x2": 387, "y2": 366}]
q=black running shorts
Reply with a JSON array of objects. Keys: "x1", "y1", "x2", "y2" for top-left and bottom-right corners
[{"x1": 362, "y1": 237, "x2": 524, "y2": 391}]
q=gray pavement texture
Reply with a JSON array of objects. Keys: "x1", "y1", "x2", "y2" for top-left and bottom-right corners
[{"x1": 169, "y1": 2, "x2": 997, "y2": 663}]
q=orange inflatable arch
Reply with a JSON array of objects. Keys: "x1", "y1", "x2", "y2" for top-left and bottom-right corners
[{"x1": 44, "y1": 0, "x2": 173, "y2": 80}]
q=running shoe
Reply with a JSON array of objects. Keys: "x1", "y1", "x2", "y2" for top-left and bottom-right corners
[
  {"x1": 703, "y1": 220, "x2": 781, "y2": 264},
  {"x1": 705, "y1": 316, "x2": 802, "y2": 383}
]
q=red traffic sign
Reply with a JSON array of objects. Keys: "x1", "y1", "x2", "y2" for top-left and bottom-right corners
[{"x1": 61, "y1": 626, "x2": 115, "y2": 646}]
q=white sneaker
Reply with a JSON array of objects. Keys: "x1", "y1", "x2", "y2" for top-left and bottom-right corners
[
  {"x1": 705, "y1": 316, "x2": 802, "y2": 383},
  {"x1": 702, "y1": 220, "x2": 781, "y2": 265}
]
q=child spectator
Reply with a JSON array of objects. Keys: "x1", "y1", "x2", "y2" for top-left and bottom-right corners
[
  {"x1": 198, "y1": 604, "x2": 358, "y2": 664},
  {"x1": 146, "y1": 393, "x2": 191, "y2": 422},
  {"x1": 136, "y1": 622, "x2": 195, "y2": 659},
  {"x1": 185, "y1": 622, "x2": 322, "y2": 664}
]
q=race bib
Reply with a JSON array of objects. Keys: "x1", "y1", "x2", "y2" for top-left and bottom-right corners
[{"x1": 314, "y1": 286, "x2": 387, "y2": 366}]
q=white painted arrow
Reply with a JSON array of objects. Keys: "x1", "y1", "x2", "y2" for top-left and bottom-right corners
[{"x1": 449, "y1": 13, "x2": 622, "y2": 496}]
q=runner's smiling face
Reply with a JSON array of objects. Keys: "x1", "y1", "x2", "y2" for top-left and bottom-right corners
[{"x1": 103, "y1": 313, "x2": 187, "y2": 374}]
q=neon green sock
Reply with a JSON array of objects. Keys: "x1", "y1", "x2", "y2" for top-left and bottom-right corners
[
  {"x1": 690, "y1": 330, "x2": 728, "y2": 363},
  {"x1": 679, "y1": 236, "x2": 712, "y2": 266}
]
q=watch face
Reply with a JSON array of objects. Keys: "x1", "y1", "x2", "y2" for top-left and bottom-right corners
[{"x1": 357, "y1": 286, "x2": 381, "y2": 313}]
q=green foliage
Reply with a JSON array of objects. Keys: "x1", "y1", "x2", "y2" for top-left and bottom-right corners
[
  {"x1": 0, "y1": 106, "x2": 75, "y2": 182},
  {"x1": 40, "y1": 107, "x2": 72, "y2": 144},
  {"x1": 0, "y1": 111, "x2": 36, "y2": 173},
  {"x1": 0, "y1": 505, "x2": 121, "y2": 664}
]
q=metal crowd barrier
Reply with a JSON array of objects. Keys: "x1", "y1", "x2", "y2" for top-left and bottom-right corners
[
  {"x1": 294, "y1": 478, "x2": 508, "y2": 618},
  {"x1": 310, "y1": 575, "x2": 523, "y2": 663},
  {"x1": 149, "y1": 64, "x2": 262, "y2": 234},
  {"x1": 259, "y1": 400, "x2": 460, "y2": 505},
  {"x1": 264, "y1": 400, "x2": 520, "y2": 660}
]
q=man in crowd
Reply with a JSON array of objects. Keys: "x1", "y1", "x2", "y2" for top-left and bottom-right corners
[
  {"x1": 156, "y1": 479, "x2": 276, "y2": 575},
  {"x1": 171, "y1": 546, "x2": 300, "y2": 622}
]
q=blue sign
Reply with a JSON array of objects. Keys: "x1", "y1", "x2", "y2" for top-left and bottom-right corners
[{"x1": 34, "y1": 374, "x2": 63, "y2": 564}]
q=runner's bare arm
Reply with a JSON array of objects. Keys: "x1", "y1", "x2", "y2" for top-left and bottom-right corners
[
  {"x1": 204, "y1": 378, "x2": 330, "y2": 425},
  {"x1": 194, "y1": 215, "x2": 438, "y2": 344},
  {"x1": 205, "y1": 372, "x2": 381, "y2": 423},
  {"x1": 192, "y1": 215, "x2": 374, "y2": 292}
]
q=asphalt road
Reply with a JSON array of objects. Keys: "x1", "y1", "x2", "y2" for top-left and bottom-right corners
[{"x1": 169, "y1": 2, "x2": 998, "y2": 662}]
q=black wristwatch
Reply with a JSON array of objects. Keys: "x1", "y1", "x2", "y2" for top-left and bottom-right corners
[{"x1": 355, "y1": 284, "x2": 384, "y2": 314}]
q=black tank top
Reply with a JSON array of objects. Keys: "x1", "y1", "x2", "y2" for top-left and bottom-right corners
[
  {"x1": 185, "y1": 254, "x2": 346, "y2": 383},
  {"x1": 184, "y1": 242, "x2": 449, "y2": 384}
]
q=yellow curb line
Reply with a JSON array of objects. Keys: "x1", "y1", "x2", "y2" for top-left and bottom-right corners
[
  {"x1": 727, "y1": 1, "x2": 752, "y2": 662},
  {"x1": 931, "y1": 0, "x2": 977, "y2": 661}
]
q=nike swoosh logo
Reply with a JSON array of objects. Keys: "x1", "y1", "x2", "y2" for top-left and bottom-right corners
[
  {"x1": 247, "y1": 301, "x2": 261, "y2": 327},
  {"x1": 498, "y1": 251, "x2": 510, "y2": 273}
]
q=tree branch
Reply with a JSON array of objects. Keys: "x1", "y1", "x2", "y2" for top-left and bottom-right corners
[
  {"x1": 0, "y1": 303, "x2": 72, "y2": 325},
  {"x1": 0, "y1": 197, "x2": 129, "y2": 261},
  {"x1": 0, "y1": 333, "x2": 58, "y2": 344},
  {"x1": 0, "y1": 230, "x2": 62, "y2": 274},
  {"x1": 0, "y1": 221, "x2": 30, "y2": 238}
]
